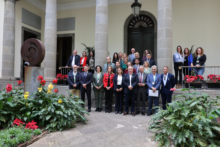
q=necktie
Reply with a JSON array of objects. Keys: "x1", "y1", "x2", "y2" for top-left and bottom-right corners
[
  {"x1": 140, "y1": 73, "x2": 142, "y2": 83},
  {"x1": 84, "y1": 72, "x2": 87, "y2": 78}
]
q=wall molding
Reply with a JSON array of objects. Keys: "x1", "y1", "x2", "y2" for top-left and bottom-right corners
[{"x1": 26, "y1": 0, "x2": 145, "y2": 12}]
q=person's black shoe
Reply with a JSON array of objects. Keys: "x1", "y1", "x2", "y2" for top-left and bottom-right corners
[
  {"x1": 115, "y1": 111, "x2": 118, "y2": 114},
  {"x1": 105, "y1": 109, "x2": 108, "y2": 113},
  {"x1": 108, "y1": 110, "x2": 111, "y2": 113},
  {"x1": 88, "y1": 109, "x2": 91, "y2": 112},
  {"x1": 136, "y1": 110, "x2": 140, "y2": 115},
  {"x1": 119, "y1": 111, "x2": 122, "y2": 114},
  {"x1": 98, "y1": 108, "x2": 102, "y2": 112},
  {"x1": 147, "y1": 112, "x2": 152, "y2": 116},
  {"x1": 95, "y1": 108, "x2": 98, "y2": 112},
  {"x1": 141, "y1": 111, "x2": 145, "y2": 116}
]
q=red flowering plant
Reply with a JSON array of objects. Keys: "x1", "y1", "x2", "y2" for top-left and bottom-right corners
[
  {"x1": 54, "y1": 89, "x2": 58, "y2": 93},
  {"x1": 207, "y1": 74, "x2": 220, "y2": 83},
  {"x1": 6, "y1": 84, "x2": 13, "y2": 93},
  {"x1": 12, "y1": 118, "x2": 25, "y2": 127},
  {"x1": 25, "y1": 120, "x2": 38, "y2": 130},
  {"x1": 52, "y1": 79, "x2": 58, "y2": 84},
  {"x1": 17, "y1": 80, "x2": 22, "y2": 85},
  {"x1": 64, "y1": 75, "x2": 68, "y2": 79},
  {"x1": 184, "y1": 75, "x2": 204, "y2": 83}
]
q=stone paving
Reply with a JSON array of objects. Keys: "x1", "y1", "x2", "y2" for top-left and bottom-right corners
[{"x1": 29, "y1": 108, "x2": 158, "y2": 147}]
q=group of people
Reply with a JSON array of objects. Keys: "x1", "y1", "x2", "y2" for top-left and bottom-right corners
[
  {"x1": 173, "y1": 46, "x2": 206, "y2": 88},
  {"x1": 66, "y1": 48, "x2": 174, "y2": 116},
  {"x1": 65, "y1": 46, "x2": 206, "y2": 116}
]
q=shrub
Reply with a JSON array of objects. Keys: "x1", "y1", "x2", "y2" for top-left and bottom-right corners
[
  {"x1": 33, "y1": 129, "x2": 42, "y2": 136},
  {"x1": 148, "y1": 88, "x2": 220, "y2": 147}
]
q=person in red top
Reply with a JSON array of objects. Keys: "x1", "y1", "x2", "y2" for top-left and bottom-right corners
[
  {"x1": 124, "y1": 62, "x2": 137, "y2": 74},
  {"x1": 80, "y1": 51, "x2": 87, "y2": 71},
  {"x1": 103, "y1": 66, "x2": 115, "y2": 113}
]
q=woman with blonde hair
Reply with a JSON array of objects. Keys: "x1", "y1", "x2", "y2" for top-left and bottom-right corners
[
  {"x1": 143, "y1": 61, "x2": 151, "y2": 74},
  {"x1": 192, "y1": 47, "x2": 206, "y2": 75},
  {"x1": 132, "y1": 52, "x2": 142, "y2": 65}
]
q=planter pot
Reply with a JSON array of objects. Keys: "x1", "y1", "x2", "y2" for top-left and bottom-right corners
[
  {"x1": 184, "y1": 82, "x2": 202, "y2": 88},
  {"x1": 57, "y1": 79, "x2": 67, "y2": 85},
  {"x1": 206, "y1": 82, "x2": 220, "y2": 88}
]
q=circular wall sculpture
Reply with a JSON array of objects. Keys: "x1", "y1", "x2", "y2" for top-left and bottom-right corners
[{"x1": 21, "y1": 39, "x2": 45, "y2": 66}]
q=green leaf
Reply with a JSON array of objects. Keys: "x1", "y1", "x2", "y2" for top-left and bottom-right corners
[
  {"x1": 190, "y1": 100, "x2": 200, "y2": 107},
  {"x1": 23, "y1": 117, "x2": 27, "y2": 121},
  {"x1": 0, "y1": 101, "x2": 3, "y2": 110},
  {"x1": 6, "y1": 101, "x2": 14, "y2": 107},
  {"x1": 46, "y1": 115, "x2": 52, "y2": 121},
  {"x1": 201, "y1": 109, "x2": 206, "y2": 117},
  {"x1": 39, "y1": 100, "x2": 43, "y2": 104}
]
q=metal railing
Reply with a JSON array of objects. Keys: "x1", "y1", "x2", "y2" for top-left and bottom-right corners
[
  {"x1": 180, "y1": 66, "x2": 220, "y2": 89},
  {"x1": 58, "y1": 66, "x2": 84, "y2": 75}
]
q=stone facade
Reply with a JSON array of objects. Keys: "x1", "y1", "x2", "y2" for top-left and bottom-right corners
[
  {"x1": 157, "y1": 0, "x2": 173, "y2": 74},
  {"x1": 95, "y1": 0, "x2": 108, "y2": 67},
  {"x1": 44, "y1": 0, "x2": 57, "y2": 81}
]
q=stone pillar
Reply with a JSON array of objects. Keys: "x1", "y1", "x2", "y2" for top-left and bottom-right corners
[
  {"x1": 95, "y1": 0, "x2": 108, "y2": 67},
  {"x1": 1, "y1": 0, "x2": 18, "y2": 78},
  {"x1": 157, "y1": 0, "x2": 172, "y2": 74},
  {"x1": 44, "y1": 0, "x2": 57, "y2": 81}
]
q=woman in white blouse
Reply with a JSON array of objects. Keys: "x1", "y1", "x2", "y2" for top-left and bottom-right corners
[{"x1": 113, "y1": 67, "x2": 124, "y2": 114}]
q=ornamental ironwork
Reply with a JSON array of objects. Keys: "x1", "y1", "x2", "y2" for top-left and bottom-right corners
[{"x1": 128, "y1": 15, "x2": 154, "y2": 28}]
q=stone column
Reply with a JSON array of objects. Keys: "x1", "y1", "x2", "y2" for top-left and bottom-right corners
[
  {"x1": 1, "y1": 0, "x2": 18, "y2": 78},
  {"x1": 44, "y1": 0, "x2": 57, "y2": 81},
  {"x1": 157, "y1": 0, "x2": 172, "y2": 74},
  {"x1": 95, "y1": 0, "x2": 108, "y2": 67}
]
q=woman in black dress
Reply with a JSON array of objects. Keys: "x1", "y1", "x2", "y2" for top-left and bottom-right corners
[{"x1": 87, "y1": 50, "x2": 95, "y2": 74}]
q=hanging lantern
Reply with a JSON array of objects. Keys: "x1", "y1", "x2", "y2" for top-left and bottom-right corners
[{"x1": 131, "y1": 0, "x2": 142, "y2": 17}]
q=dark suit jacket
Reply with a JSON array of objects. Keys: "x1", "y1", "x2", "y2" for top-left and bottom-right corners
[
  {"x1": 142, "y1": 59, "x2": 156, "y2": 67},
  {"x1": 137, "y1": 72, "x2": 148, "y2": 93},
  {"x1": 123, "y1": 73, "x2": 138, "y2": 94},
  {"x1": 79, "y1": 72, "x2": 93, "y2": 91},
  {"x1": 161, "y1": 73, "x2": 175, "y2": 95},
  {"x1": 67, "y1": 70, "x2": 81, "y2": 90},
  {"x1": 66, "y1": 55, "x2": 80, "y2": 66},
  {"x1": 132, "y1": 57, "x2": 142, "y2": 65},
  {"x1": 113, "y1": 74, "x2": 124, "y2": 91}
]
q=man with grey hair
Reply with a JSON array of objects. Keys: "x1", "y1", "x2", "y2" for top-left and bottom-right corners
[
  {"x1": 136, "y1": 66, "x2": 148, "y2": 115},
  {"x1": 128, "y1": 48, "x2": 136, "y2": 62},
  {"x1": 123, "y1": 66, "x2": 138, "y2": 116},
  {"x1": 147, "y1": 65, "x2": 161, "y2": 116},
  {"x1": 103, "y1": 57, "x2": 116, "y2": 73},
  {"x1": 66, "y1": 50, "x2": 80, "y2": 67}
]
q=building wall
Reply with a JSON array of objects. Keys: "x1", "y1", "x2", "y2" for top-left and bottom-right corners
[
  {"x1": 14, "y1": 0, "x2": 45, "y2": 78},
  {"x1": 0, "y1": 0, "x2": 5, "y2": 78},
  {"x1": 2, "y1": 0, "x2": 219, "y2": 78},
  {"x1": 173, "y1": 0, "x2": 220, "y2": 70}
]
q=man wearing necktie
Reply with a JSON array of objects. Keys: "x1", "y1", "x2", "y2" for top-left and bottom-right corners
[
  {"x1": 67, "y1": 65, "x2": 81, "y2": 97},
  {"x1": 136, "y1": 66, "x2": 148, "y2": 115},
  {"x1": 79, "y1": 65, "x2": 93, "y2": 112},
  {"x1": 161, "y1": 66, "x2": 175, "y2": 110}
]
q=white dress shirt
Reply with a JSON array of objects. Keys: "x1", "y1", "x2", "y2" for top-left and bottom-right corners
[
  {"x1": 129, "y1": 74, "x2": 132, "y2": 86},
  {"x1": 163, "y1": 73, "x2": 168, "y2": 86},
  {"x1": 117, "y1": 75, "x2": 122, "y2": 85},
  {"x1": 71, "y1": 56, "x2": 75, "y2": 66},
  {"x1": 81, "y1": 57, "x2": 85, "y2": 65}
]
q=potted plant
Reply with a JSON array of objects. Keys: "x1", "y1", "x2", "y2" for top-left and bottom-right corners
[
  {"x1": 81, "y1": 43, "x2": 95, "y2": 55},
  {"x1": 206, "y1": 74, "x2": 220, "y2": 88},
  {"x1": 184, "y1": 75, "x2": 204, "y2": 88}
]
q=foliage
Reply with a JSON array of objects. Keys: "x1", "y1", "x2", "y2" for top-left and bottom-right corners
[
  {"x1": 189, "y1": 45, "x2": 195, "y2": 56},
  {"x1": 0, "y1": 126, "x2": 42, "y2": 147},
  {"x1": 207, "y1": 74, "x2": 220, "y2": 82},
  {"x1": 0, "y1": 87, "x2": 26, "y2": 128},
  {"x1": 81, "y1": 43, "x2": 95, "y2": 55},
  {"x1": 0, "y1": 76, "x2": 89, "y2": 132},
  {"x1": 148, "y1": 88, "x2": 220, "y2": 147},
  {"x1": 184, "y1": 75, "x2": 204, "y2": 83}
]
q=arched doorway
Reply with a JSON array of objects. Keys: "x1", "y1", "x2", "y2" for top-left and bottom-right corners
[{"x1": 124, "y1": 11, "x2": 157, "y2": 61}]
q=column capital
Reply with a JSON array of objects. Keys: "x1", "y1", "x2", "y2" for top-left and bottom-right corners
[{"x1": 5, "y1": 0, "x2": 19, "y2": 3}]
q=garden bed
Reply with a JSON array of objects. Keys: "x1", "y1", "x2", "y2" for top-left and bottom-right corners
[
  {"x1": 184, "y1": 81, "x2": 202, "y2": 88},
  {"x1": 206, "y1": 81, "x2": 220, "y2": 89},
  {"x1": 17, "y1": 130, "x2": 48, "y2": 147}
]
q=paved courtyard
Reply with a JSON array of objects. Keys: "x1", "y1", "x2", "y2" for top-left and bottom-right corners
[{"x1": 29, "y1": 108, "x2": 158, "y2": 147}]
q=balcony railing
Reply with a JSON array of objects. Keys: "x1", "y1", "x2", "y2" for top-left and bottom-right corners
[{"x1": 180, "y1": 66, "x2": 220, "y2": 89}]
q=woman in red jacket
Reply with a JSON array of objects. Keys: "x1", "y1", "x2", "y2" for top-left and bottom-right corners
[
  {"x1": 80, "y1": 51, "x2": 87, "y2": 71},
  {"x1": 103, "y1": 66, "x2": 115, "y2": 113}
]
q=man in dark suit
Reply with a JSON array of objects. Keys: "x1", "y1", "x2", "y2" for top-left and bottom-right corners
[
  {"x1": 123, "y1": 66, "x2": 138, "y2": 116},
  {"x1": 133, "y1": 58, "x2": 141, "y2": 73},
  {"x1": 66, "y1": 50, "x2": 81, "y2": 67},
  {"x1": 136, "y1": 66, "x2": 148, "y2": 116},
  {"x1": 161, "y1": 66, "x2": 176, "y2": 110},
  {"x1": 113, "y1": 61, "x2": 120, "y2": 74},
  {"x1": 79, "y1": 65, "x2": 93, "y2": 112},
  {"x1": 143, "y1": 53, "x2": 156, "y2": 67},
  {"x1": 67, "y1": 65, "x2": 81, "y2": 97}
]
